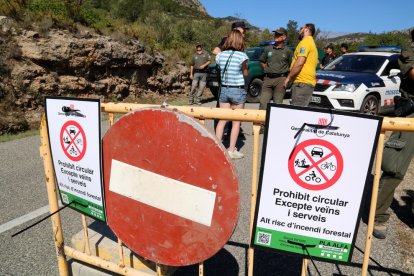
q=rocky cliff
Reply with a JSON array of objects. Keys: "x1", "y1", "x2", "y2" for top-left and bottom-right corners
[
  {"x1": 172, "y1": 0, "x2": 207, "y2": 13},
  {"x1": 0, "y1": 17, "x2": 190, "y2": 134}
]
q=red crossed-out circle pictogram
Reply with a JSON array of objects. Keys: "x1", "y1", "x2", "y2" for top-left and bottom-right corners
[
  {"x1": 60, "y1": 120, "x2": 87, "y2": 162},
  {"x1": 288, "y1": 139, "x2": 343, "y2": 190}
]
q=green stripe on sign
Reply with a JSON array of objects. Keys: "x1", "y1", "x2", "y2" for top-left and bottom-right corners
[
  {"x1": 254, "y1": 227, "x2": 351, "y2": 262},
  {"x1": 60, "y1": 191, "x2": 105, "y2": 221}
]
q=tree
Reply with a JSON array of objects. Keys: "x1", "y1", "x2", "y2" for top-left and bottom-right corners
[
  {"x1": 0, "y1": 0, "x2": 26, "y2": 17},
  {"x1": 116, "y1": 0, "x2": 144, "y2": 22},
  {"x1": 259, "y1": 28, "x2": 273, "y2": 43},
  {"x1": 286, "y1": 20, "x2": 298, "y2": 46},
  {"x1": 363, "y1": 32, "x2": 410, "y2": 47},
  {"x1": 65, "y1": 0, "x2": 82, "y2": 20}
]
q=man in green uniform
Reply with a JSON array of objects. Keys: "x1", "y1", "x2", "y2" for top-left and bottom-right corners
[
  {"x1": 259, "y1": 27, "x2": 292, "y2": 109},
  {"x1": 189, "y1": 43, "x2": 211, "y2": 105},
  {"x1": 373, "y1": 28, "x2": 414, "y2": 239}
]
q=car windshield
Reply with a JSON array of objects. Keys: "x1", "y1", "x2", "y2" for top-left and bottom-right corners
[
  {"x1": 322, "y1": 55, "x2": 387, "y2": 73},
  {"x1": 246, "y1": 48, "x2": 263, "y2": 61}
]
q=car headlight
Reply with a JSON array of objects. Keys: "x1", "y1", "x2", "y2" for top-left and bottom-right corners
[{"x1": 332, "y1": 83, "x2": 360, "y2": 92}]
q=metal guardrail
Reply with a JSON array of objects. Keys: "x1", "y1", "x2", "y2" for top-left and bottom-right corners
[{"x1": 40, "y1": 103, "x2": 414, "y2": 276}]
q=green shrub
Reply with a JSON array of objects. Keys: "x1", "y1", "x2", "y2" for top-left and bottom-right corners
[
  {"x1": 28, "y1": 0, "x2": 67, "y2": 19},
  {"x1": 0, "y1": 0, "x2": 24, "y2": 17}
]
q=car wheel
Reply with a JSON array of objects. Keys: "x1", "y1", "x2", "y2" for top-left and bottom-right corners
[
  {"x1": 360, "y1": 95, "x2": 379, "y2": 115},
  {"x1": 247, "y1": 78, "x2": 263, "y2": 103}
]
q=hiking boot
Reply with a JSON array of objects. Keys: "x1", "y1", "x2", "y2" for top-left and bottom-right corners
[
  {"x1": 228, "y1": 149, "x2": 244, "y2": 159},
  {"x1": 373, "y1": 222, "x2": 387, "y2": 239}
]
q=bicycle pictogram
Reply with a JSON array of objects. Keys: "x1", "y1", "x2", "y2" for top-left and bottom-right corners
[{"x1": 321, "y1": 161, "x2": 337, "y2": 171}]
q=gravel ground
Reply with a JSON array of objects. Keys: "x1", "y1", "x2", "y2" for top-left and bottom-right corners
[{"x1": 0, "y1": 96, "x2": 413, "y2": 275}]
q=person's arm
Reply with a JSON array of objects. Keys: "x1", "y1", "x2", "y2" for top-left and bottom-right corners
[
  {"x1": 242, "y1": 60, "x2": 248, "y2": 77},
  {"x1": 319, "y1": 56, "x2": 325, "y2": 69},
  {"x1": 190, "y1": 65, "x2": 194, "y2": 80},
  {"x1": 283, "y1": 56, "x2": 306, "y2": 87},
  {"x1": 408, "y1": 67, "x2": 414, "y2": 80},
  {"x1": 213, "y1": 37, "x2": 227, "y2": 55},
  {"x1": 212, "y1": 47, "x2": 222, "y2": 55},
  {"x1": 199, "y1": 60, "x2": 211, "y2": 70},
  {"x1": 259, "y1": 49, "x2": 267, "y2": 70}
]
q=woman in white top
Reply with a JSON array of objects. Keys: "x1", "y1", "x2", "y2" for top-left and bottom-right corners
[{"x1": 215, "y1": 30, "x2": 249, "y2": 159}]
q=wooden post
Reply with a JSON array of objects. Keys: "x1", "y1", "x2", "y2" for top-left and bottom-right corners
[
  {"x1": 156, "y1": 264, "x2": 162, "y2": 276},
  {"x1": 118, "y1": 238, "x2": 125, "y2": 267},
  {"x1": 64, "y1": 246, "x2": 150, "y2": 275},
  {"x1": 248, "y1": 124, "x2": 261, "y2": 276},
  {"x1": 109, "y1": 112, "x2": 114, "y2": 126},
  {"x1": 301, "y1": 258, "x2": 308, "y2": 276},
  {"x1": 81, "y1": 215, "x2": 91, "y2": 255},
  {"x1": 361, "y1": 132, "x2": 385, "y2": 276},
  {"x1": 39, "y1": 115, "x2": 69, "y2": 276},
  {"x1": 199, "y1": 262, "x2": 204, "y2": 276}
]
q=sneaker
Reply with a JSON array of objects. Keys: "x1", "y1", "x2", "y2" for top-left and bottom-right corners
[
  {"x1": 228, "y1": 149, "x2": 244, "y2": 159},
  {"x1": 373, "y1": 222, "x2": 387, "y2": 239}
]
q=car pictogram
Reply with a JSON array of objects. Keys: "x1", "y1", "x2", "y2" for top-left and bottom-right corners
[{"x1": 311, "y1": 147, "x2": 324, "y2": 157}]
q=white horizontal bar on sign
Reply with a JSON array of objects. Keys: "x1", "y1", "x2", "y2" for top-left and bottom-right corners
[{"x1": 109, "y1": 159, "x2": 216, "y2": 226}]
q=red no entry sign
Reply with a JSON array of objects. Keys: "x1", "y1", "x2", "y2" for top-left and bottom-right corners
[
  {"x1": 288, "y1": 139, "x2": 343, "y2": 190},
  {"x1": 102, "y1": 108, "x2": 239, "y2": 266},
  {"x1": 60, "y1": 120, "x2": 87, "y2": 162}
]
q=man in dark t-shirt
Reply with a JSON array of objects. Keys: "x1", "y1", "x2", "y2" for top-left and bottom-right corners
[{"x1": 320, "y1": 44, "x2": 336, "y2": 68}]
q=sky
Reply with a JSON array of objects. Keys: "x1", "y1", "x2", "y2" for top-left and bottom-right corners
[{"x1": 200, "y1": 0, "x2": 413, "y2": 36}]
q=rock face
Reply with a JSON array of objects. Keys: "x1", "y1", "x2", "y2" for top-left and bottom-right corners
[
  {"x1": 0, "y1": 18, "x2": 190, "y2": 134},
  {"x1": 172, "y1": 0, "x2": 207, "y2": 13}
]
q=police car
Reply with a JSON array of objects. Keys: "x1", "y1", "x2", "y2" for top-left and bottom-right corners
[{"x1": 310, "y1": 46, "x2": 401, "y2": 115}]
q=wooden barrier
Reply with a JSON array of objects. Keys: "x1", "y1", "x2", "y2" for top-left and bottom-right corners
[{"x1": 39, "y1": 103, "x2": 414, "y2": 276}]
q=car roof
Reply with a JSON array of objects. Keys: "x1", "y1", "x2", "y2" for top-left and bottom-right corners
[{"x1": 343, "y1": 52, "x2": 397, "y2": 57}]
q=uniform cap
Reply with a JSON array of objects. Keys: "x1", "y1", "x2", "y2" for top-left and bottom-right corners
[
  {"x1": 272, "y1": 27, "x2": 287, "y2": 36},
  {"x1": 232, "y1": 21, "x2": 250, "y2": 30}
]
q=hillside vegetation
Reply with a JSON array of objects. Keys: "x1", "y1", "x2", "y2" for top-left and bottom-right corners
[
  {"x1": 0, "y1": 0, "x2": 271, "y2": 64},
  {"x1": 0, "y1": 0, "x2": 412, "y2": 136},
  {"x1": 1, "y1": 0, "x2": 411, "y2": 60}
]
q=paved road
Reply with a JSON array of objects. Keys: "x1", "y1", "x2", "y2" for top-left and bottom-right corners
[{"x1": 0, "y1": 100, "x2": 412, "y2": 275}]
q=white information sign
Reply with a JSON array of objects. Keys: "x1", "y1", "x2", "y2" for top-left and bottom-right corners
[
  {"x1": 252, "y1": 104, "x2": 382, "y2": 263},
  {"x1": 45, "y1": 97, "x2": 105, "y2": 221}
]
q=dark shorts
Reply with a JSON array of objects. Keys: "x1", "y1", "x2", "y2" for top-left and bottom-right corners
[{"x1": 219, "y1": 86, "x2": 247, "y2": 104}]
